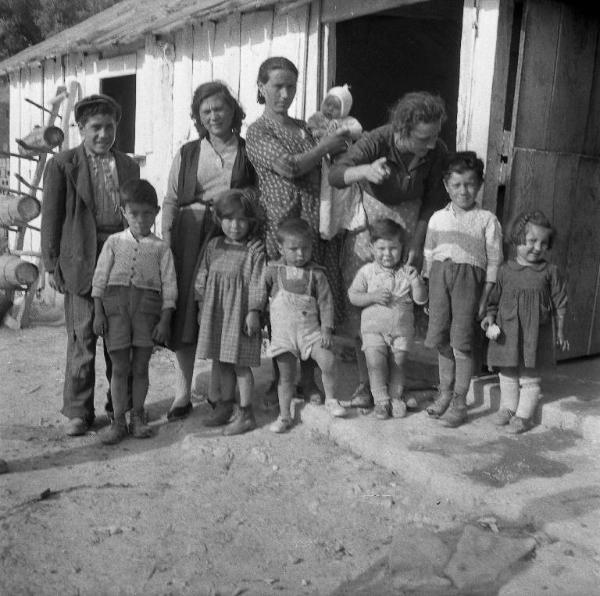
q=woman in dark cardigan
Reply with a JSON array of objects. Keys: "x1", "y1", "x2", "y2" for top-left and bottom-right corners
[{"x1": 162, "y1": 81, "x2": 256, "y2": 422}]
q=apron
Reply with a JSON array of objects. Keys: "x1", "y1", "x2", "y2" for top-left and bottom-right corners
[{"x1": 268, "y1": 266, "x2": 321, "y2": 360}]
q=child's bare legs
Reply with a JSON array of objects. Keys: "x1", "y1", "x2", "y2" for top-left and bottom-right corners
[
  {"x1": 496, "y1": 366, "x2": 519, "y2": 425},
  {"x1": 172, "y1": 345, "x2": 195, "y2": 408},
  {"x1": 440, "y1": 348, "x2": 471, "y2": 428},
  {"x1": 108, "y1": 348, "x2": 131, "y2": 426},
  {"x1": 364, "y1": 346, "x2": 391, "y2": 419},
  {"x1": 203, "y1": 361, "x2": 235, "y2": 427},
  {"x1": 129, "y1": 346, "x2": 153, "y2": 437},
  {"x1": 221, "y1": 363, "x2": 256, "y2": 436},
  {"x1": 270, "y1": 353, "x2": 296, "y2": 432},
  {"x1": 311, "y1": 344, "x2": 346, "y2": 417},
  {"x1": 300, "y1": 357, "x2": 323, "y2": 404},
  {"x1": 389, "y1": 349, "x2": 408, "y2": 418},
  {"x1": 427, "y1": 344, "x2": 455, "y2": 417}
]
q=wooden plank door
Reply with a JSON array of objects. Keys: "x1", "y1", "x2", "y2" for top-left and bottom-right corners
[{"x1": 501, "y1": 0, "x2": 600, "y2": 358}]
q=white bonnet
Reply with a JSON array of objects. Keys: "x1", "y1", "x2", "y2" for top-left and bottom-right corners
[{"x1": 324, "y1": 84, "x2": 353, "y2": 118}]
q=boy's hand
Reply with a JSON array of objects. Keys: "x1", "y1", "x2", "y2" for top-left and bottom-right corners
[
  {"x1": 556, "y1": 332, "x2": 570, "y2": 352},
  {"x1": 152, "y1": 318, "x2": 171, "y2": 346},
  {"x1": 371, "y1": 287, "x2": 392, "y2": 306},
  {"x1": 244, "y1": 311, "x2": 261, "y2": 336},
  {"x1": 321, "y1": 326, "x2": 333, "y2": 349},
  {"x1": 480, "y1": 315, "x2": 494, "y2": 331},
  {"x1": 93, "y1": 311, "x2": 107, "y2": 337}
]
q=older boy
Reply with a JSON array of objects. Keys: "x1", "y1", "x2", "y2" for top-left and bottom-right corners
[{"x1": 41, "y1": 94, "x2": 140, "y2": 436}]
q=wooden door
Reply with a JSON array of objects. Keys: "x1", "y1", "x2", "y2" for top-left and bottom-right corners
[{"x1": 500, "y1": 0, "x2": 600, "y2": 359}]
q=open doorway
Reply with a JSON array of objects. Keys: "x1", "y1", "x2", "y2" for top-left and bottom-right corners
[
  {"x1": 100, "y1": 74, "x2": 136, "y2": 154},
  {"x1": 334, "y1": 0, "x2": 463, "y2": 150}
]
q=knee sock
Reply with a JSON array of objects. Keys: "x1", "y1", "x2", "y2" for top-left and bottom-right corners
[
  {"x1": 516, "y1": 377, "x2": 541, "y2": 419},
  {"x1": 498, "y1": 369, "x2": 519, "y2": 412},
  {"x1": 437, "y1": 347, "x2": 455, "y2": 396},
  {"x1": 453, "y1": 349, "x2": 473, "y2": 399}
]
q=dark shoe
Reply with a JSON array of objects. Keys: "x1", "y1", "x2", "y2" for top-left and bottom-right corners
[
  {"x1": 203, "y1": 400, "x2": 234, "y2": 427},
  {"x1": 167, "y1": 402, "x2": 193, "y2": 422},
  {"x1": 506, "y1": 416, "x2": 532, "y2": 434},
  {"x1": 65, "y1": 417, "x2": 91, "y2": 437},
  {"x1": 222, "y1": 406, "x2": 256, "y2": 436},
  {"x1": 344, "y1": 383, "x2": 374, "y2": 409},
  {"x1": 426, "y1": 392, "x2": 453, "y2": 418},
  {"x1": 440, "y1": 394, "x2": 468, "y2": 428},
  {"x1": 374, "y1": 402, "x2": 391, "y2": 420},
  {"x1": 129, "y1": 412, "x2": 153, "y2": 438},
  {"x1": 100, "y1": 422, "x2": 128, "y2": 445}
]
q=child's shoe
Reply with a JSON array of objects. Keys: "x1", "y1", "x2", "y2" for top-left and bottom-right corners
[
  {"x1": 325, "y1": 398, "x2": 347, "y2": 418},
  {"x1": 374, "y1": 402, "x2": 391, "y2": 420},
  {"x1": 493, "y1": 408, "x2": 515, "y2": 426},
  {"x1": 391, "y1": 398, "x2": 407, "y2": 419},
  {"x1": 129, "y1": 411, "x2": 153, "y2": 438},
  {"x1": 203, "y1": 400, "x2": 235, "y2": 427},
  {"x1": 100, "y1": 421, "x2": 128, "y2": 445},
  {"x1": 426, "y1": 391, "x2": 453, "y2": 418},
  {"x1": 269, "y1": 416, "x2": 293, "y2": 433},
  {"x1": 223, "y1": 405, "x2": 256, "y2": 436},
  {"x1": 506, "y1": 416, "x2": 532, "y2": 434},
  {"x1": 345, "y1": 382, "x2": 373, "y2": 409},
  {"x1": 440, "y1": 394, "x2": 467, "y2": 428}
]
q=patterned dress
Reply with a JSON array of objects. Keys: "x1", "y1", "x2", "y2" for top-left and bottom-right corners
[
  {"x1": 246, "y1": 113, "x2": 345, "y2": 325},
  {"x1": 486, "y1": 260, "x2": 568, "y2": 369},
  {"x1": 194, "y1": 237, "x2": 265, "y2": 367}
]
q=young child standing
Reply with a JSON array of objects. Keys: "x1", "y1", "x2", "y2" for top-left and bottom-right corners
[
  {"x1": 348, "y1": 219, "x2": 428, "y2": 419},
  {"x1": 92, "y1": 179, "x2": 177, "y2": 444},
  {"x1": 482, "y1": 210, "x2": 568, "y2": 433},
  {"x1": 194, "y1": 189, "x2": 265, "y2": 436},
  {"x1": 265, "y1": 218, "x2": 346, "y2": 433},
  {"x1": 423, "y1": 151, "x2": 503, "y2": 428},
  {"x1": 307, "y1": 84, "x2": 365, "y2": 240}
]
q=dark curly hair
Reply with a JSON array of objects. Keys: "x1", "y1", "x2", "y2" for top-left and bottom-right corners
[
  {"x1": 120, "y1": 179, "x2": 159, "y2": 209},
  {"x1": 388, "y1": 91, "x2": 447, "y2": 139},
  {"x1": 509, "y1": 210, "x2": 555, "y2": 249},
  {"x1": 190, "y1": 81, "x2": 245, "y2": 137},
  {"x1": 256, "y1": 57, "x2": 298, "y2": 104},
  {"x1": 368, "y1": 218, "x2": 407, "y2": 244},
  {"x1": 443, "y1": 151, "x2": 485, "y2": 183}
]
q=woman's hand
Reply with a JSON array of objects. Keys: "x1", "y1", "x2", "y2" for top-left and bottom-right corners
[
  {"x1": 556, "y1": 331, "x2": 570, "y2": 352},
  {"x1": 244, "y1": 311, "x2": 261, "y2": 336},
  {"x1": 318, "y1": 129, "x2": 350, "y2": 157}
]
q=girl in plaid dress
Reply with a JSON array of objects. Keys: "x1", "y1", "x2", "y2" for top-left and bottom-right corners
[{"x1": 194, "y1": 190, "x2": 266, "y2": 435}]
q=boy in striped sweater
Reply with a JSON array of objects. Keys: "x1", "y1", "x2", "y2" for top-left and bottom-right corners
[{"x1": 423, "y1": 151, "x2": 502, "y2": 427}]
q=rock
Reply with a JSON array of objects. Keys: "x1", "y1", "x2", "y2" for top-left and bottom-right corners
[
  {"x1": 444, "y1": 525, "x2": 536, "y2": 590},
  {"x1": 393, "y1": 572, "x2": 452, "y2": 590},
  {"x1": 0, "y1": 459, "x2": 8, "y2": 475},
  {"x1": 388, "y1": 525, "x2": 452, "y2": 583}
]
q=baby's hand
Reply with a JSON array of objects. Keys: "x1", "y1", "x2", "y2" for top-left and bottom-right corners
[
  {"x1": 93, "y1": 312, "x2": 107, "y2": 337},
  {"x1": 321, "y1": 327, "x2": 333, "y2": 349},
  {"x1": 371, "y1": 287, "x2": 392, "y2": 305}
]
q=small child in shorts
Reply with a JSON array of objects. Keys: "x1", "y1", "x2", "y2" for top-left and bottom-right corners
[
  {"x1": 92, "y1": 179, "x2": 177, "y2": 444},
  {"x1": 265, "y1": 217, "x2": 346, "y2": 433},
  {"x1": 307, "y1": 84, "x2": 365, "y2": 240},
  {"x1": 423, "y1": 151, "x2": 503, "y2": 428},
  {"x1": 348, "y1": 218, "x2": 428, "y2": 419}
]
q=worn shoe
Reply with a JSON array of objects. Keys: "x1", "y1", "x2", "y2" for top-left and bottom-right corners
[
  {"x1": 374, "y1": 402, "x2": 391, "y2": 420},
  {"x1": 65, "y1": 417, "x2": 90, "y2": 437},
  {"x1": 129, "y1": 412, "x2": 153, "y2": 438},
  {"x1": 269, "y1": 416, "x2": 293, "y2": 433},
  {"x1": 494, "y1": 408, "x2": 515, "y2": 426},
  {"x1": 343, "y1": 382, "x2": 374, "y2": 409},
  {"x1": 222, "y1": 406, "x2": 257, "y2": 436},
  {"x1": 100, "y1": 422, "x2": 128, "y2": 445},
  {"x1": 325, "y1": 398, "x2": 347, "y2": 418},
  {"x1": 203, "y1": 400, "x2": 234, "y2": 427},
  {"x1": 166, "y1": 401, "x2": 193, "y2": 422},
  {"x1": 506, "y1": 416, "x2": 533, "y2": 434},
  {"x1": 440, "y1": 395, "x2": 468, "y2": 428},
  {"x1": 426, "y1": 392, "x2": 453, "y2": 418},
  {"x1": 391, "y1": 398, "x2": 407, "y2": 419}
]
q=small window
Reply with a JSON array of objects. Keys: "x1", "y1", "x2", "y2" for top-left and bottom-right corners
[{"x1": 100, "y1": 75, "x2": 136, "y2": 153}]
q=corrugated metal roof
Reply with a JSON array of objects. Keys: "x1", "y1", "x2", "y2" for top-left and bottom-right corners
[{"x1": 0, "y1": 0, "x2": 302, "y2": 75}]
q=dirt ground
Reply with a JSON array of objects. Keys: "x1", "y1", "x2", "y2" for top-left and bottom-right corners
[{"x1": 0, "y1": 314, "x2": 464, "y2": 596}]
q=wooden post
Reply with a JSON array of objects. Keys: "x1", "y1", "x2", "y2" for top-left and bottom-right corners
[
  {"x1": 0, "y1": 192, "x2": 41, "y2": 226},
  {"x1": 0, "y1": 254, "x2": 39, "y2": 290}
]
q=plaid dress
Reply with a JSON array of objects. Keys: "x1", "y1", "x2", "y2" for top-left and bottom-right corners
[{"x1": 195, "y1": 237, "x2": 265, "y2": 367}]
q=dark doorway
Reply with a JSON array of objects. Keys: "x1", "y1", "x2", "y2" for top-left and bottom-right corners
[
  {"x1": 334, "y1": 0, "x2": 463, "y2": 150},
  {"x1": 100, "y1": 75, "x2": 136, "y2": 153}
]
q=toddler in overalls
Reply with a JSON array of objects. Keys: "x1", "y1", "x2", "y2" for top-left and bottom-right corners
[{"x1": 265, "y1": 218, "x2": 346, "y2": 433}]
